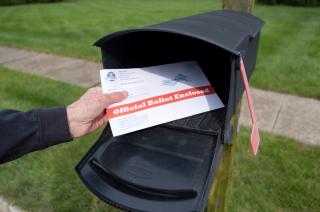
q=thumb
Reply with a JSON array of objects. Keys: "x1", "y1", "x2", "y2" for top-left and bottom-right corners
[{"x1": 103, "y1": 91, "x2": 128, "y2": 107}]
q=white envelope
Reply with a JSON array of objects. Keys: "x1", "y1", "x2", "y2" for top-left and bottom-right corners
[{"x1": 100, "y1": 61, "x2": 224, "y2": 136}]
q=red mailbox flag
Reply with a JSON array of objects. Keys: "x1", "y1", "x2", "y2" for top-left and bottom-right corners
[{"x1": 240, "y1": 58, "x2": 260, "y2": 155}]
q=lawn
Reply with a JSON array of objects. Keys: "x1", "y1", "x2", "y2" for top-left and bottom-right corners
[
  {"x1": 252, "y1": 5, "x2": 320, "y2": 99},
  {"x1": 227, "y1": 127, "x2": 320, "y2": 212},
  {"x1": 0, "y1": 0, "x2": 320, "y2": 98},
  {"x1": 0, "y1": 67, "x2": 319, "y2": 211}
]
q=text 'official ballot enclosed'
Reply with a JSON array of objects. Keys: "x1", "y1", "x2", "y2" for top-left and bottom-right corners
[{"x1": 100, "y1": 61, "x2": 224, "y2": 136}]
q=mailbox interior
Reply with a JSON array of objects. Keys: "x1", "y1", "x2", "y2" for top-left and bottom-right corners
[{"x1": 99, "y1": 31, "x2": 232, "y2": 107}]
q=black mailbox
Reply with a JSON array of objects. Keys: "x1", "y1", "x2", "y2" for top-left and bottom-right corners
[{"x1": 76, "y1": 10, "x2": 264, "y2": 212}]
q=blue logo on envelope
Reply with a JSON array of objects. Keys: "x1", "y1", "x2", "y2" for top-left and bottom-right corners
[
  {"x1": 106, "y1": 72, "x2": 117, "y2": 81},
  {"x1": 161, "y1": 74, "x2": 188, "y2": 86}
]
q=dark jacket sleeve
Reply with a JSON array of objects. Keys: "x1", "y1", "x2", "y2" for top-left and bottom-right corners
[{"x1": 0, "y1": 107, "x2": 73, "y2": 164}]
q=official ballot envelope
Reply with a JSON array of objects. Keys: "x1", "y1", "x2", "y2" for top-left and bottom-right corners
[{"x1": 100, "y1": 61, "x2": 224, "y2": 136}]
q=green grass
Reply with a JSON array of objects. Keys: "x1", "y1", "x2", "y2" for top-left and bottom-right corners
[
  {"x1": 227, "y1": 127, "x2": 320, "y2": 212},
  {"x1": 0, "y1": 1, "x2": 319, "y2": 98},
  {"x1": 1, "y1": 67, "x2": 319, "y2": 211},
  {"x1": 252, "y1": 6, "x2": 320, "y2": 99},
  {"x1": 0, "y1": 0, "x2": 220, "y2": 60}
]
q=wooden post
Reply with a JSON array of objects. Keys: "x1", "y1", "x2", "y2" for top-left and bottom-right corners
[
  {"x1": 207, "y1": 102, "x2": 242, "y2": 212},
  {"x1": 223, "y1": 0, "x2": 255, "y2": 13},
  {"x1": 206, "y1": 1, "x2": 254, "y2": 211}
]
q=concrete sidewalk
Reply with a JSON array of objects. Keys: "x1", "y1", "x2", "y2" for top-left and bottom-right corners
[
  {"x1": 0, "y1": 196, "x2": 24, "y2": 212},
  {"x1": 0, "y1": 47, "x2": 101, "y2": 87},
  {"x1": 1, "y1": 46, "x2": 319, "y2": 146},
  {"x1": 240, "y1": 89, "x2": 320, "y2": 145}
]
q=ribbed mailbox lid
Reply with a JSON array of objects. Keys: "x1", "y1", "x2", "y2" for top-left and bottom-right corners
[{"x1": 95, "y1": 10, "x2": 264, "y2": 56}]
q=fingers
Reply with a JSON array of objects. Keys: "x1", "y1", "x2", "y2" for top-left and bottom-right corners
[
  {"x1": 107, "y1": 91, "x2": 128, "y2": 103},
  {"x1": 98, "y1": 91, "x2": 128, "y2": 107},
  {"x1": 87, "y1": 87, "x2": 128, "y2": 108},
  {"x1": 66, "y1": 87, "x2": 128, "y2": 138}
]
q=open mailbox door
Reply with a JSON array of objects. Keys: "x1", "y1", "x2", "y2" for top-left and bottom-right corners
[{"x1": 76, "y1": 10, "x2": 264, "y2": 212}]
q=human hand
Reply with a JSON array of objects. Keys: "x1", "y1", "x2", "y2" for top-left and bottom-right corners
[{"x1": 66, "y1": 87, "x2": 128, "y2": 138}]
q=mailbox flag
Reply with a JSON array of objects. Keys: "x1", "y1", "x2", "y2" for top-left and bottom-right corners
[{"x1": 240, "y1": 58, "x2": 260, "y2": 155}]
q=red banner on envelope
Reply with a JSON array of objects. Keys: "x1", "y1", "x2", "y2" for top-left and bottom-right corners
[{"x1": 107, "y1": 85, "x2": 215, "y2": 119}]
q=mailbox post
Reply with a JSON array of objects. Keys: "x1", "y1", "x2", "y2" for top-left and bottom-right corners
[
  {"x1": 208, "y1": 3, "x2": 256, "y2": 211},
  {"x1": 76, "y1": 10, "x2": 264, "y2": 212}
]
